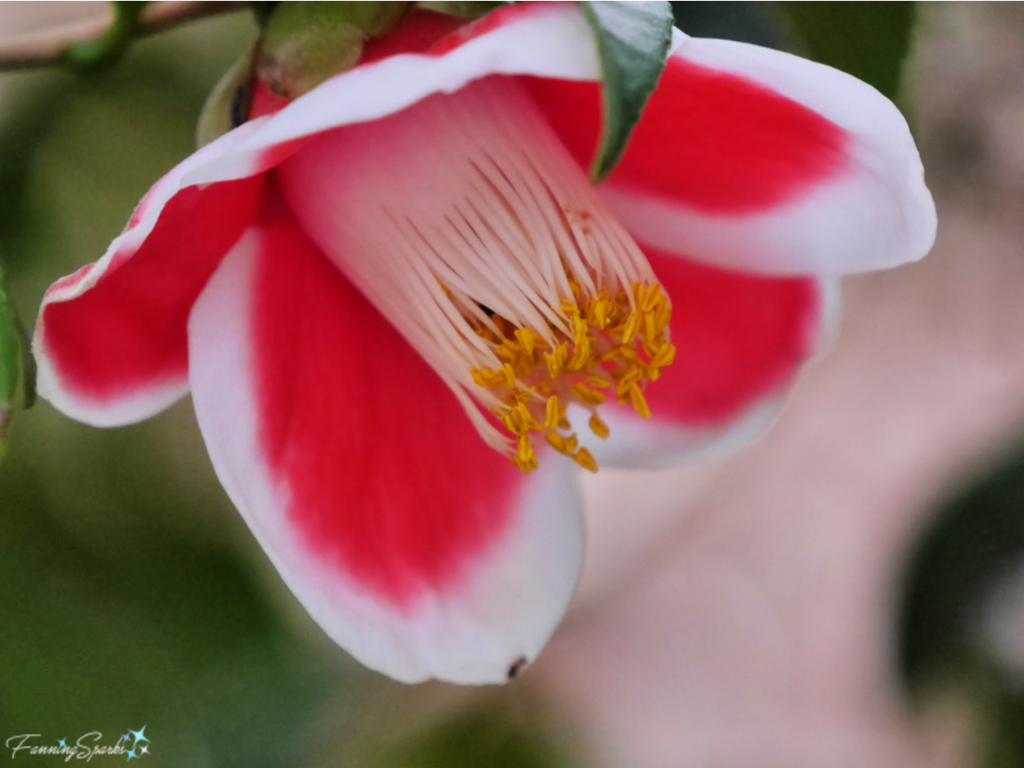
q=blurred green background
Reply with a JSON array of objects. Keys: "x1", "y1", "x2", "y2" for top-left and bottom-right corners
[{"x1": 2, "y1": 3, "x2": 1024, "y2": 767}]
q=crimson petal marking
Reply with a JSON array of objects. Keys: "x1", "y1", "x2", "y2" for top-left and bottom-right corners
[
  {"x1": 34, "y1": 124, "x2": 266, "y2": 426},
  {"x1": 577, "y1": 247, "x2": 832, "y2": 470},
  {"x1": 525, "y1": 58, "x2": 847, "y2": 215},
  {"x1": 526, "y1": 37, "x2": 935, "y2": 275},
  {"x1": 187, "y1": 204, "x2": 584, "y2": 684},
  {"x1": 359, "y1": 9, "x2": 466, "y2": 64}
]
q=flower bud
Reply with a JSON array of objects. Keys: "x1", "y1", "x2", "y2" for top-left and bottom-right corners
[{"x1": 257, "y1": 1, "x2": 411, "y2": 99}]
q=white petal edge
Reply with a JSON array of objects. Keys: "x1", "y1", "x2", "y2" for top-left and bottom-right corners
[
  {"x1": 602, "y1": 37, "x2": 937, "y2": 276},
  {"x1": 185, "y1": 7, "x2": 684, "y2": 186},
  {"x1": 577, "y1": 276, "x2": 841, "y2": 470},
  {"x1": 33, "y1": 119, "x2": 267, "y2": 427},
  {"x1": 187, "y1": 229, "x2": 586, "y2": 684}
]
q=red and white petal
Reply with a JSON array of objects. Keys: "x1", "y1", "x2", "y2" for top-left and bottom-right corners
[
  {"x1": 186, "y1": 3, "x2": 624, "y2": 186},
  {"x1": 188, "y1": 204, "x2": 584, "y2": 684},
  {"x1": 526, "y1": 37, "x2": 936, "y2": 276},
  {"x1": 577, "y1": 248, "x2": 837, "y2": 469},
  {"x1": 34, "y1": 123, "x2": 266, "y2": 426}
]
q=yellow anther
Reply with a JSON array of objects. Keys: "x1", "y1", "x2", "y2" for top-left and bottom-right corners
[
  {"x1": 495, "y1": 339, "x2": 520, "y2": 361},
  {"x1": 572, "y1": 316, "x2": 588, "y2": 345},
  {"x1": 641, "y1": 283, "x2": 663, "y2": 313},
  {"x1": 601, "y1": 347, "x2": 623, "y2": 363},
  {"x1": 615, "y1": 365, "x2": 643, "y2": 396},
  {"x1": 515, "y1": 434, "x2": 537, "y2": 469},
  {"x1": 644, "y1": 311, "x2": 658, "y2": 344},
  {"x1": 544, "y1": 395, "x2": 562, "y2": 430},
  {"x1": 573, "y1": 446, "x2": 598, "y2": 473},
  {"x1": 471, "y1": 280, "x2": 671, "y2": 474},
  {"x1": 567, "y1": 335, "x2": 592, "y2": 371},
  {"x1": 621, "y1": 311, "x2": 640, "y2": 344},
  {"x1": 499, "y1": 411, "x2": 522, "y2": 435},
  {"x1": 507, "y1": 402, "x2": 535, "y2": 433},
  {"x1": 650, "y1": 343, "x2": 676, "y2": 369},
  {"x1": 514, "y1": 328, "x2": 535, "y2": 357},
  {"x1": 545, "y1": 431, "x2": 578, "y2": 455},
  {"x1": 628, "y1": 383, "x2": 651, "y2": 418},
  {"x1": 545, "y1": 342, "x2": 569, "y2": 378},
  {"x1": 560, "y1": 297, "x2": 580, "y2": 317},
  {"x1": 614, "y1": 345, "x2": 643, "y2": 364},
  {"x1": 632, "y1": 283, "x2": 646, "y2": 306},
  {"x1": 657, "y1": 301, "x2": 673, "y2": 329},
  {"x1": 572, "y1": 381, "x2": 607, "y2": 406}
]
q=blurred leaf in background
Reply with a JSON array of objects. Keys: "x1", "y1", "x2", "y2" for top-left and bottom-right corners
[
  {"x1": 0, "y1": 264, "x2": 34, "y2": 463},
  {"x1": 0, "y1": 13, "x2": 349, "y2": 766},
  {"x1": 369, "y1": 699, "x2": 572, "y2": 768},
  {"x1": 776, "y1": 1, "x2": 917, "y2": 100},
  {"x1": 671, "y1": 1, "x2": 792, "y2": 50},
  {"x1": 672, "y1": 2, "x2": 917, "y2": 101},
  {"x1": 898, "y1": 441, "x2": 1024, "y2": 768}
]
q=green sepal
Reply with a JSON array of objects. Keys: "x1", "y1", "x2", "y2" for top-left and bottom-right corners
[
  {"x1": 581, "y1": 1, "x2": 673, "y2": 182},
  {"x1": 258, "y1": 1, "x2": 412, "y2": 99},
  {"x1": 64, "y1": 1, "x2": 149, "y2": 72},
  {"x1": 417, "y1": 1, "x2": 507, "y2": 19},
  {"x1": 197, "y1": 47, "x2": 257, "y2": 148},
  {"x1": 0, "y1": 267, "x2": 36, "y2": 462}
]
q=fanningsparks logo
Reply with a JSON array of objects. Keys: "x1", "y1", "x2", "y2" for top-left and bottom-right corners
[{"x1": 6, "y1": 726, "x2": 150, "y2": 761}]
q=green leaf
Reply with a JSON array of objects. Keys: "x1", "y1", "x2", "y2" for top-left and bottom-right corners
[
  {"x1": 0, "y1": 266, "x2": 34, "y2": 461},
  {"x1": 369, "y1": 700, "x2": 573, "y2": 768},
  {"x1": 895, "y1": 441, "x2": 1024, "y2": 767},
  {"x1": 897, "y1": 440, "x2": 1024, "y2": 694},
  {"x1": 581, "y1": 1, "x2": 674, "y2": 181},
  {"x1": 670, "y1": 1, "x2": 790, "y2": 50},
  {"x1": 776, "y1": 2, "x2": 917, "y2": 100}
]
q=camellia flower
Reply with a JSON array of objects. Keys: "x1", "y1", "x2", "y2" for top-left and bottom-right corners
[{"x1": 33, "y1": 4, "x2": 935, "y2": 683}]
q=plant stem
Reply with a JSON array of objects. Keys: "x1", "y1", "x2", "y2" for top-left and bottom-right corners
[{"x1": 0, "y1": 1, "x2": 249, "y2": 72}]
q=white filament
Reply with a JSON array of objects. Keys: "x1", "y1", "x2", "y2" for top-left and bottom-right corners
[{"x1": 278, "y1": 77, "x2": 655, "y2": 452}]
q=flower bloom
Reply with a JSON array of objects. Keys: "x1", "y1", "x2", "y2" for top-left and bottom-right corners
[{"x1": 32, "y1": 4, "x2": 935, "y2": 683}]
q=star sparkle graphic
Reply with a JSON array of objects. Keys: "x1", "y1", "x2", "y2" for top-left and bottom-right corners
[{"x1": 57, "y1": 738, "x2": 67, "y2": 748}]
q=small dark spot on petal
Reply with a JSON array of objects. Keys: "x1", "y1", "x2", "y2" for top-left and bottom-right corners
[
  {"x1": 230, "y1": 83, "x2": 251, "y2": 128},
  {"x1": 507, "y1": 656, "x2": 528, "y2": 680}
]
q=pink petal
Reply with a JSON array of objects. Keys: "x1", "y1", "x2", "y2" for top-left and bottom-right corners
[
  {"x1": 188, "y1": 200, "x2": 584, "y2": 683},
  {"x1": 34, "y1": 126, "x2": 265, "y2": 426},
  {"x1": 577, "y1": 246, "x2": 835, "y2": 469},
  {"x1": 525, "y1": 38, "x2": 936, "y2": 275}
]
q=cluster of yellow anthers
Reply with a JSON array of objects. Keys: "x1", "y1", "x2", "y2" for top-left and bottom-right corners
[{"x1": 471, "y1": 281, "x2": 676, "y2": 474}]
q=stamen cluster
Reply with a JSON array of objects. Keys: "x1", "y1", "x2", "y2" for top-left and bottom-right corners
[{"x1": 471, "y1": 280, "x2": 675, "y2": 473}]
